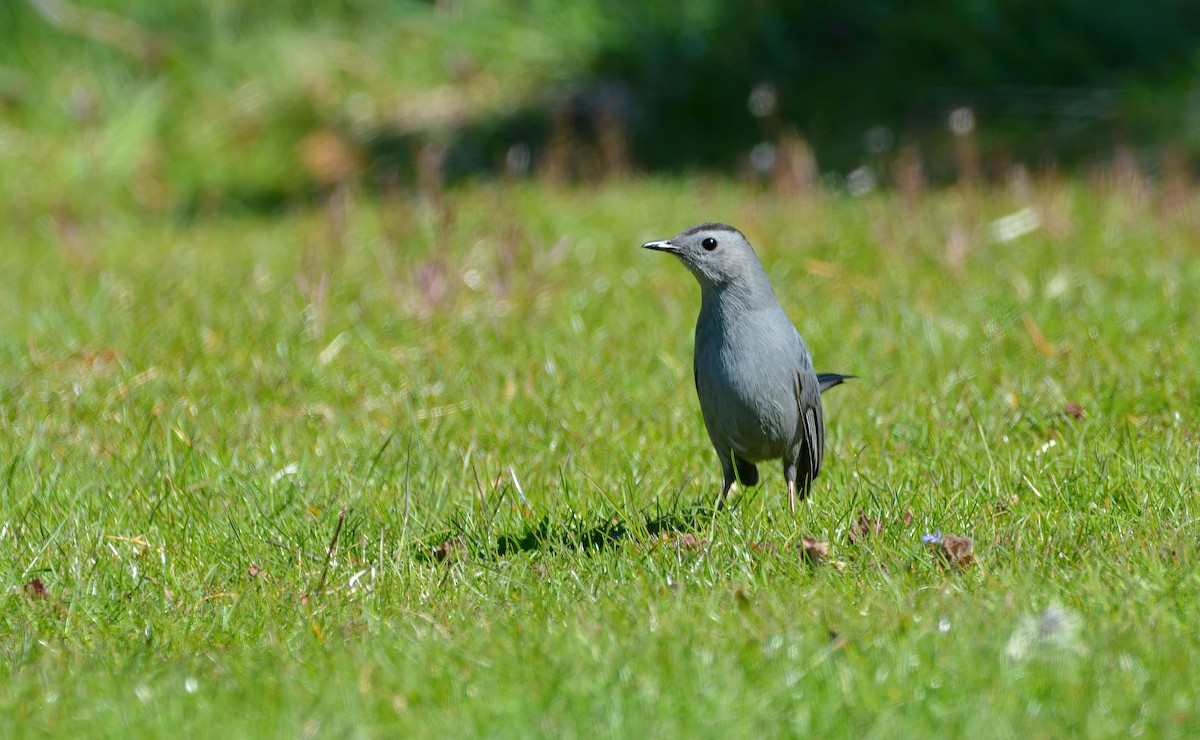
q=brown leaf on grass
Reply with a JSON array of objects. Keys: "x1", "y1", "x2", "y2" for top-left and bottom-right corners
[
  {"x1": 414, "y1": 256, "x2": 450, "y2": 308},
  {"x1": 659, "y1": 531, "x2": 707, "y2": 551},
  {"x1": 433, "y1": 537, "x2": 465, "y2": 564},
  {"x1": 22, "y1": 577, "x2": 68, "y2": 618},
  {"x1": 1022, "y1": 313, "x2": 1058, "y2": 358},
  {"x1": 799, "y1": 536, "x2": 829, "y2": 566},
  {"x1": 900, "y1": 510, "x2": 914, "y2": 526},
  {"x1": 299, "y1": 129, "x2": 364, "y2": 186},
  {"x1": 24, "y1": 578, "x2": 47, "y2": 599},
  {"x1": 47, "y1": 208, "x2": 94, "y2": 267},
  {"x1": 939, "y1": 534, "x2": 976, "y2": 570},
  {"x1": 1063, "y1": 402, "x2": 1085, "y2": 420},
  {"x1": 944, "y1": 224, "x2": 970, "y2": 276},
  {"x1": 849, "y1": 511, "x2": 883, "y2": 544},
  {"x1": 247, "y1": 564, "x2": 261, "y2": 578},
  {"x1": 73, "y1": 347, "x2": 122, "y2": 368}
]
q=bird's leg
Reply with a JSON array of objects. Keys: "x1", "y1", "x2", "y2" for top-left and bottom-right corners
[
  {"x1": 787, "y1": 480, "x2": 796, "y2": 515},
  {"x1": 716, "y1": 480, "x2": 737, "y2": 511}
]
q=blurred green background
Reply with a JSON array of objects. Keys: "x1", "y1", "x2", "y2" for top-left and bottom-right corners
[{"x1": 4, "y1": 0, "x2": 1200, "y2": 216}]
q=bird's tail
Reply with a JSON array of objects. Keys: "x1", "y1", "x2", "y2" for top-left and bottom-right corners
[{"x1": 816, "y1": 373, "x2": 855, "y2": 394}]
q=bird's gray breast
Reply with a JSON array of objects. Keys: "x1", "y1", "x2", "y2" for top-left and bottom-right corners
[{"x1": 693, "y1": 306, "x2": 803, "y2": 461}]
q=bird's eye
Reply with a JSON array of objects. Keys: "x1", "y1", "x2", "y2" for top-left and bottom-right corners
[{"x1": 701, "y1": 237, "x2": 718, "y2": 251}]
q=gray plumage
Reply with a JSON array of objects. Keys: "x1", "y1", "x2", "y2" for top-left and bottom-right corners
[{"x1": 643, "y1": 223, "x2": 847, "y2": 512}]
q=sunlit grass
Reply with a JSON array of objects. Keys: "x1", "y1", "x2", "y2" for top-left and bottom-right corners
[{"x1": 2, "y1": 178, "x2": 1199, "y2": 735}]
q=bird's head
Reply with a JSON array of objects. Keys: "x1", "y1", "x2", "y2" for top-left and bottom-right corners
[{"x1": 642, "y1": 223, "x2": 770, "y2": 294}]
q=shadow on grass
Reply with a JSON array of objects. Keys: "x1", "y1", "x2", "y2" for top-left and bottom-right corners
[{"x1": 415, "y1": 498, "x2": 721, "y2": 563}]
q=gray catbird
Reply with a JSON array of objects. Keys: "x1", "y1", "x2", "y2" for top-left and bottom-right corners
[{"x1": 643, "y1": 223, "x2": 850, "y2": 512}]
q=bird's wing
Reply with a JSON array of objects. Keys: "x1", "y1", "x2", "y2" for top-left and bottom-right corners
[
  {"x1": 792, "y1": 330, "x2": 825, "y2": 495},
  {"x1": 794, "y1": 370, "x2": 824, "y2": 494}
]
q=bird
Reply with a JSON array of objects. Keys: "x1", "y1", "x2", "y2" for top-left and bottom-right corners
[{"x1": 643, "y1": 223, "x2": 850, "y2": 513}]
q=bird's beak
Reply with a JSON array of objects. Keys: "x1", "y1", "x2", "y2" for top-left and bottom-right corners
[{"x1": 642, "y1": 239, "x2": 678, "y2": 253}]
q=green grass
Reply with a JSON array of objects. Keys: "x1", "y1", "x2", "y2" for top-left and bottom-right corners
[
  {"x1": 0, "y1": 0, "x2": 622, "y2": 214},
  {"x1": 2, "y1": 178, "x2": 1199, "y2": 736}
]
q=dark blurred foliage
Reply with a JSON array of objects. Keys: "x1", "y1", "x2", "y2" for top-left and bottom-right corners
[
  {"x1": 450, "y1": 0, "x2": 1200, "y2": 178},
  {"x1": 4, "y1": 0, "x2": 1200, "y2": 204}
]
